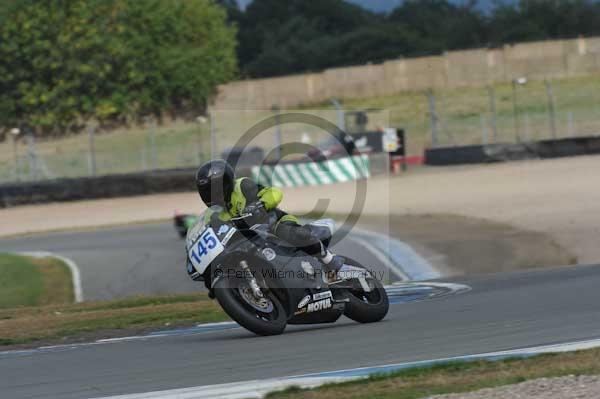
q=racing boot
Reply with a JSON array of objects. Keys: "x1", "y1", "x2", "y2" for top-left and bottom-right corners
[{"x1": 320, "y1": 250, "x2": 345, "y2": 284}]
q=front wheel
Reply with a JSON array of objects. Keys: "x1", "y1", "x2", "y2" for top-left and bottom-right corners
[
  {"x1": 342, "y1": 260, "x2": 389, "y2": 323},
  {"x1": 213, "y1": 275, "x2": 287, "y2": 336}
]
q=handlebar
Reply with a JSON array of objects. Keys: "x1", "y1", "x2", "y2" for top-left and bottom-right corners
[
  {"x1": 230, "y1": 201, "x2": 265, "y2": 222},
  {"x1": 230, "y1": 212, "x2": 253, "y2": 221}
]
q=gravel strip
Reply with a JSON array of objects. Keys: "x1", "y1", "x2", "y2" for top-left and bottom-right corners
[{"x1": 428, "y1": 375, "x2": 600, "y2": 399}]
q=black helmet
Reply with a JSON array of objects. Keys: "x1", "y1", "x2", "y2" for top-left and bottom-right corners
[{"x1": 195, "y1": 160, "x2": 235, "y2": 207}]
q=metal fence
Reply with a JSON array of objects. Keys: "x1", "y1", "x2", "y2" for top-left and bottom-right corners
[
  {"x1": 1, "y1": 76, "x2": 598, "y2": 184},
  {"x1": 0, "y1": 109, "x2": 366, "y2": 184},
  {"x1": 0, "y1": 119, "x2": 210, "y2": 184},
  {"x1": 426, "y1": 77, "x2": 600, "y2": 149}
]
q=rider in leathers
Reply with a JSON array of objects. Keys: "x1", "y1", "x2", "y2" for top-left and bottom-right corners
[{"x1": 187, "y1": 159, "x2": 344, "y2": 293}]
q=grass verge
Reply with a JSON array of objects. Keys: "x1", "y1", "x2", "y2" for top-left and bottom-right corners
[
  {"x1": 0, "y1": 253, "x2": 73, "y2": 308},
  {"x1": 0, "y1": 292, "x2": 228, "y2": 348},
  {"x1": 307, "y1": 74, "x2": 600, "y2": 155},
  {"x1": 268, "y1": 348, "x2": 600, "y2": 399}
]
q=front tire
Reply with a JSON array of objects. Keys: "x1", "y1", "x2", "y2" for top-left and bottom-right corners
[
  {"x1": 342, "y1": 260, "x2": 389, "y2": 323},
  {"x1": 214, "y1": 276, "x2": 287, "y2": 336}
]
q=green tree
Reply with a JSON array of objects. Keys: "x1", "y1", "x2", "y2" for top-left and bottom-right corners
[
  {"x1": 389, "y1": 0, "x2": 487, "y2": 52},
  {"x1": 237, "y1": 0, "x2": 375, "y2": 77},
  {"x1": 488, "y1": 0, "x2": 600, "y2": 45},
  {"x1": 0, "y1": 0, "x2": 237, "y2": 133}
]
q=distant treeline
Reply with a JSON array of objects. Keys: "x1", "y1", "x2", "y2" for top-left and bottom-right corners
[
  {"x1": 2, "y1": 0, "x2": 600, "y2": 135},
  {"x1": 223, "y1": 0, "x2": 600, "y2": 78}
]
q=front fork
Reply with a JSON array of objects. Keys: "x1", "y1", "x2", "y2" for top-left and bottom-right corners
[
  {"x1": 240, "y1": 260, "x2": 264, "y2": 298},
  {"x1": 208, "y1": 260, "x2": 265, "y2": 299}
]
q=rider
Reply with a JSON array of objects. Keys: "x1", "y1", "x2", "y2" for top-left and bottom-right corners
[{"x1": 189, "y1": 159, "x2": 344, "y2": 286}]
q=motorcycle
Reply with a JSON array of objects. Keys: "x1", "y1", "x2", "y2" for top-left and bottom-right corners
[
  {"x1": 174, "y1": 211, "x2": 199, "y2": 238},
  {"x1": 186, "y1": 206, "x2": 389, "y2": 336}
]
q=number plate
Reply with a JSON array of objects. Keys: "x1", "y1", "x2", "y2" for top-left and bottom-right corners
[{"x1": 188, "y1": 227, "x2": 224, "y2": 274}]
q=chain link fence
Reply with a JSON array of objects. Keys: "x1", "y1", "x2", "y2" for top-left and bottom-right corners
[
  {"x1": 0, "y1": 120, "x2": 211, "y2": 184},
  {"x1": 209, "y1": 109, "x2": 388, "y2": 163},
  {"x1": 0, "y1": 109, "x2": 386, "y2": 184},
  {"x1": 426, "y1": 77, "x2": 600, "y2": 149},
  {"x1": 1, "y1": 76, "x2": 598, "y2": 184}
]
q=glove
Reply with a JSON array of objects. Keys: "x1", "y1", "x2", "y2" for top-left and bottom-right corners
[{"x1": 237, "y1": 201, "x2": 268, "y2": 229}]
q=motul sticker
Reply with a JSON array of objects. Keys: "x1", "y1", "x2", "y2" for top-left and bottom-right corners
[{"x1": 307, "y1": 298, "x2": 332, "y2": 313}]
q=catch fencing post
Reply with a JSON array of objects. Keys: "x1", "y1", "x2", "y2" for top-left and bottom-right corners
[
  {"x1": 511, "y1": 77, "x2": 528, "y2": 143},
  {"x1": 524, "y1": 113, "x2": 531, "y2": 142},
  {"x1": 196, "y1": 115, "x2": 208, "y2": 165},
  {"x1": 544, "y1": 80, "x2": 557, "y2": 139},
  {"x1": 209, "y1": 111, "x2": 216, "y2": 158},
  {"x1": 141, "y1": 147, "x2": 147, "y2": 172},
  {"x1": 480, "y1": 114, "x2": 489, "y2": 145},
  {"x1": 23, "y1": 126, "x2": 51, "y2": 180},
  {"x1": 511, "y1": 80, "x2": 520, "y2": 142},
  {"x1": 87, "y1": 125, "x2": 97, "y2": 176},
  {"x1": 9, "y1": 128, "x2": 20, "y2": 181},
  {"x1": 150, "y1": 119, "x2": 157, "y2": 170},
  {"x1": 487, "y1": 86, "x2": 498, "y2": 142},
  {"x1": 426, "y1": 90, "x2": 439, "y2": 147},
  {"x1": 330, "y1": 98, "x2": 346, "y2": 132},
  {"x1": 567, "y1": 111, "x2": 575, "y2": 137},
  {"x1": 143, "y1": 116, "x2": 156, "y2": 170},
  {"x1": 272, "y1": 105, "x2": 282, "y2": 161}
]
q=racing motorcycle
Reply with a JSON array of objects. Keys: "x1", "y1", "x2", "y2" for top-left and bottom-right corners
[
  {"x1": 174, "y1": 211, "x2": 198, "y2": 238},
  {"x1": 186, "y1": 206, "x2": 389, "y2": 336}
]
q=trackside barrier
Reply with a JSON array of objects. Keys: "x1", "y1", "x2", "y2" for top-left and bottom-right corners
[
  {"x1": 0, "y1": 154, "x2": 376, "y2": 208},
  {"x1": 425, "y1": 135, "x2": 600, "y2": 166},
  {"x1": 0, "y1": 166, "x2": 252, "y2": 208},
  {"x1": 251, "y1": 155, "x2": 370, "y2": 188}
]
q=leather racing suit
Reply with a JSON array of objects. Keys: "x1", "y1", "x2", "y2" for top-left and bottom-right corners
[{"x1": 187, "y1": 177, "x2": 330, "y2": 284}]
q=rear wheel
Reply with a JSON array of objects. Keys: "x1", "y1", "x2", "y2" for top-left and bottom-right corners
[
  {"x1": 214, "y1": 273, "x2": 287, "y2": 336},
  {"x1": 342, "y1": 260, "x2": 389, "y2": 323}
]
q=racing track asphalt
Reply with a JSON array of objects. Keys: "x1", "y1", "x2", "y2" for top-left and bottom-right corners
[
  {"x1": 2, "y1": 263, "x2": 600, "y2": 398},
  {"x1": 0, "y1": 222, "x2": 401, "y2": 301}
]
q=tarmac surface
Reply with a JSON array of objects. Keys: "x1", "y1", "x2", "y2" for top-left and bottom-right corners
[
  {"x1": 0, "y1": 222, "x2": 399, "y2": 301},
  {"x1": 0, "y1": 220, "x2": 598, "y2": 399},
  {"x1": 1, "y1": 263, "x2": 599, "y2": 398}
]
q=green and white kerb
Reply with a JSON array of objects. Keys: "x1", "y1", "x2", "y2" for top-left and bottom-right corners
[{"x1": 252, "y1": 155, "x2": 370, "y2": 188}]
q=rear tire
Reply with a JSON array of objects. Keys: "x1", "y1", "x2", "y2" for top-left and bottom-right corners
[
  {"x1": 342, "y1": 260, "x2": 389, "y2": 323},
  {"x1": 214, "y1": 276, "x2": 287, "y2": 336}
]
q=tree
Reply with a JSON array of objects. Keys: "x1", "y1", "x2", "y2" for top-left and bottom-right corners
[
  {"x1": 236, "y1": 0, "x2": 376, "y2": 77},
  {"x1": 0, "y1": 0, "x2": 237, "y2": 133},
  {"x1": 488, "y1": 0, "x2": 600, "y2": 44},
  {"x1": 389, "y1": 0, "x2": 487, "y2": 52}
]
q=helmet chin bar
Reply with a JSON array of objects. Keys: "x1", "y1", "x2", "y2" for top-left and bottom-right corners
[
  {"x1": 199, "y1": 181, "x2": 231, "y2": 208},
  {"x1": 196, "y1": 159, "x2": 235, "y2": 207}
]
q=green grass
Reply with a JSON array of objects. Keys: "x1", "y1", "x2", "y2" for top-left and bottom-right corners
[
  {"x1": 0, "y1": 253, "x2": 44, "y2": 308},
  {"x1": 311, "y1": 75, "x2": 600, "y2": 155},
  {"x1": 63, "y1": 293, "x2": 208, "y2": 313},
  {"x1": 0, "y1": 253, "x2": 73, "y2": 308},
  {"x1": 0, "y1": 291, "x2": 228, "y2": 347},
  {"x1": 267, "y1": 350, "x2": 600, "y2": 399}
]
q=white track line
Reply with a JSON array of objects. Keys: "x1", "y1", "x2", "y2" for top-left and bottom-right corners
[
  {"x1": 91, "y1": 337, "x2": 600, "y2": 399},
  {"x1": 18, "y1": 251, "x2": 83, "y2": 302}
]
